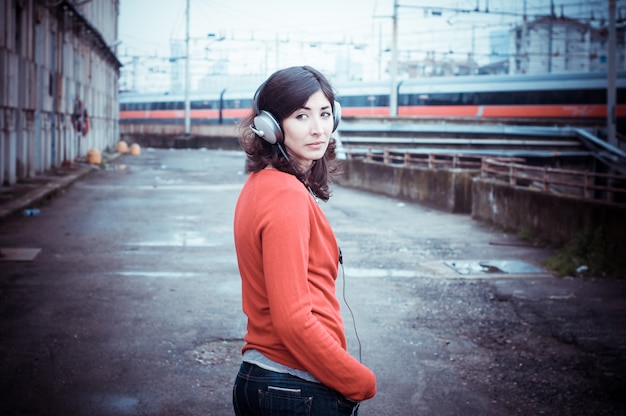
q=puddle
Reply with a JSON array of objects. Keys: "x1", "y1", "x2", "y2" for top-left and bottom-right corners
[
  {"x1": 125, "y1": 231, "x2": 224, "y2": 247},
  {"x1": 80, "y1": 393, "x2": 139, "y2": 414},
  {"x1": 341, "y1": 262, "x2": 547, "y2": 280},
  {"x1": 104, "y1": 395, "x2": 139, "y2": 413},
  {"x1": 113, "y1": 271, "x2": 202, "y2": 279},
  {"x1": 345, "y1": 268, "x2": 419, "y2": 278},
  {"x1": 0, "y1": 248, "x2": 42, "y2": 261},
  {"x1": 106, "y1": 163, "x2": 128, "y2": 171},
  {"x1": 445, "y1": 260, "x2": 546, "y2": 275}
]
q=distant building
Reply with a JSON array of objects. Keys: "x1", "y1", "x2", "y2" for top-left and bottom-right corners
[
  {"x1": 488, "y1": 30, "x2": 511, "y2": 64},
  {"x1": 170, "y1": 41, "x2": 185, "y2": 93},
  {"x1": 510, "y1": 15, "x2": 625, "y2": 74},
  {"x1": 478, "y1": 60, "x2": 509, "y2": 75},
  {"x1": 396, "y1": 52, "x2": 478, "y2": 78},
  {"x1": 589, "y1": 25, "x2": 626, "y2": 72}
]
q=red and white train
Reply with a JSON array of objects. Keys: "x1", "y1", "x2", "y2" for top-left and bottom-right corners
[{"x1": 119, "y1": 71, "x2": 626, "y2": 130}]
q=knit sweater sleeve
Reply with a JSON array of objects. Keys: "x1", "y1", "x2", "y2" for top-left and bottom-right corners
[{"x1": 241, "y1": 171, "x2": 376, "y2": 401}]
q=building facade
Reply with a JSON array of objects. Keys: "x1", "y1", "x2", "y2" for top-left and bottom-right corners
[
  {"x1": 510, "y1": 15, "x2": 625, "y2": 75},
  {"x1": 0, "y1": 0, "x2": 120, "y2": 185}
]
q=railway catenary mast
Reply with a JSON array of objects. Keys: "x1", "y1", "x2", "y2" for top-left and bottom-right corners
[{"x1": 608, "y1": 0, "x2": 618, "y2": 147}]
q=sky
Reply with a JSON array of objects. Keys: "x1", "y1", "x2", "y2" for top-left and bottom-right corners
[
  {"x1": 117, "y1": 0, "x2": 615, "y2": 92},
  {"x1": 118, "y1": 0, "x2": 384, "y2": 55}
]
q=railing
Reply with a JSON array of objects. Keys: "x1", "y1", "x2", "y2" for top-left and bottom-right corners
[
  {"x1": 343, "y1": 147, "x2": 626, "y2": 206},
  {"x1": 345, "y1": 147, "x2": 483, "y2": 169},
  {"x1": 481, "y1": 158, "x2": 626, "y2": 204}
]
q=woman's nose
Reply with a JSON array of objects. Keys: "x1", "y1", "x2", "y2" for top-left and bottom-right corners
[{"x1": 310, "y1": 117, "x2": 325, "y2": 135}]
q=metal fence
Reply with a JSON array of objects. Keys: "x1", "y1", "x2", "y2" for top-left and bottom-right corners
[
  {"x1": 481, "y1": 157, "x2": 626, "y2": 204},
  {"x1": 344, "y1": 147, "x2": 626, "y2": 206}
]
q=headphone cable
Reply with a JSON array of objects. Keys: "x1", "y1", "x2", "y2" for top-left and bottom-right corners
[{"x1": 339, "y1": 248, "x2": 362, "y2": 363}]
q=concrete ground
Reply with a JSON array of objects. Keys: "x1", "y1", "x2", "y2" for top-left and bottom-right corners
[{"x1": 0, "y1": 148, "x2": 624, "y2": 415}]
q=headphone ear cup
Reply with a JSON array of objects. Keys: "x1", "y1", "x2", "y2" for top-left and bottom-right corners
[
  {"x1": 333, "y1": 101, "x2": 341, "y2": 132},
  {"x1": 253, "y1": 110, "x2": 283, "y2": 144}
]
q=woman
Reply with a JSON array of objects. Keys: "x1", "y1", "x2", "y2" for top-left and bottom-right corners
[{"x1": 232, "y1": 66, "x2": 376, "y2": 415}]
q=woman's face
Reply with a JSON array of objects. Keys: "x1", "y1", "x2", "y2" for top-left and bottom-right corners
[{"x1": 282, "y1": 90, "x2": 333, "y2": 171}]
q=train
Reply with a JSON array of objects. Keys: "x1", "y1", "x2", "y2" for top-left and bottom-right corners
[{"x1": 119, "y1": 71, "x2": 626, "y2": 129}]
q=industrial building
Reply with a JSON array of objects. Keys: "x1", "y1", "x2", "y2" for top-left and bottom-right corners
[{"x1": 0, "y1": 0, "x2": 121, "y2": 185}]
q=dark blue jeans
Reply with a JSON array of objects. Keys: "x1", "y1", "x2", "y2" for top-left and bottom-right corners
[{"x1": 233, "y1": 362, "x2": 361, "y2": 416}]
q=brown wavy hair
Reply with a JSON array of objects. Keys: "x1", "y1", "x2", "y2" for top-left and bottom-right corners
[{"x1": 238, "y1": 66, "x2": 342, "y2": 202}]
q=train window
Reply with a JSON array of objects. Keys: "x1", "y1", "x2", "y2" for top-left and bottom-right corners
[
  {"x1": 224, "y1": 98, "x2": 251, "y2": 109},
  {"x1": 339, "y1": 96, "x2": 355, "y2": 106},
  {"x1": 471, "y1": 89, "x2": 608, "y2": 106},
  {"x1": 400, "y1": 94, "x2": 427, "y2": 106},
  {"x1": 427, "y1": 93, "x2": 461, "y2": 105},
  {"x1": 191, "y1": 100, "x2": 211, "y2": 109},
  {"x1": 240, "y1": 98, "x2": 253, "y2": 109},
  {"x1": 461, "y1": 93, "x2": 478, "y2": 105}
]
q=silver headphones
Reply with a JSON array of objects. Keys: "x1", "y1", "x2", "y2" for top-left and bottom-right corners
[{"x1": 250, "y1": 84, "x2": 341, "y2": 145}]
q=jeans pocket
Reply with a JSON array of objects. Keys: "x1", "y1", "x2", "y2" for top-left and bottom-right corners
[
  {"x1": 258, "y1": 386, "x2": 313, "y2": 416},
  {"x1": 337, "y1": 397, "x2": 360, "y2": 416}
]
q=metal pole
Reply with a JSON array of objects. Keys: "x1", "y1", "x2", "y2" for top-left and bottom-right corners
[
  {"x1": 378, "y1": 23, "x2": 382, "y2": 81},
  {"x1": 607, "y1": 0, "x2": 617, "y2": 147},
  {"x1": 184, "y1": 0, "x2": 190, "y2": 135},
  {"x1": 389, "y1": 0, "x2": 398, "y2": 117},
  {"x1": 548, "y1": 0, "x2": 554, "y2": 73},
  {"x1": 471, "y1": 26, "x2": 475, "y2": 75}
]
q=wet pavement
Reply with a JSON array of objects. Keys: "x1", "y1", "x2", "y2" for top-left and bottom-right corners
[{"x1": 0, "y1": 148, "x2": 625, "y2": 415}]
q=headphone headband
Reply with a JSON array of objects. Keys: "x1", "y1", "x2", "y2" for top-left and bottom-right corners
[
  {"x1": 250, "y1": 73, "x2": 341, "y2": 145},
  {"x1": 251, "y1": 102, "x2": 341, "y2": 145}
]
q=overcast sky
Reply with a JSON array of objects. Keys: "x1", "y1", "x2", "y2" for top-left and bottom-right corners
[
  {"x1": 119, "y1": 0, "x2": 385, "y2": 56},
  {"x1": 117, "y1": 0, "x2": 615, "y2": 91}
]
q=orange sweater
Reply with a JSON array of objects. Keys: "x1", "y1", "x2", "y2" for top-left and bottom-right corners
[{"x1": 233, "y1": 169, "x2": 376, "y2": 402}]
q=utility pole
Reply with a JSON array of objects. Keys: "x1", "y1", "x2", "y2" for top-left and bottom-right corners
[
  {"x1": 548, "y1": 0, "x2": 554, "y2": 73},
  {"x1": 471, "y1": 26, "x2": 476, "y2": 75},
  {"x1": 607, "y1": 0, "x2": 617, "y2": 147},
  {"x1": 389, "y1": 0, "x2": 398, "y2": 116},
  {"x1": 184, "y1": 0, "x2": 191, "y2": 135}
]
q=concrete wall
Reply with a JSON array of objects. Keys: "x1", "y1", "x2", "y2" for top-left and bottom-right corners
[
  {"x1": 120, "y1": 123, "x2": 242, "y2": 150},
  {"x1": 472, "y1": 178, "x2": 626, "y2": 254},
  {"x1": 120, "y1": 122, "x2": 240, "y2": 140},
  {"x1": 336, "y1": 158, "x2": 479, "y2": 213}
]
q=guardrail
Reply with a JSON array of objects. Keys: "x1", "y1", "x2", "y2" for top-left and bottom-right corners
[
  {"x1": 481, "y1": 157, "x2": 625, "y2": 204},
  {"x1": 344, "y1": 147, "x2": 625, "y2": 205},
  {"x1": 345, "y1": 148, "x2": 484, "y2": 169}
]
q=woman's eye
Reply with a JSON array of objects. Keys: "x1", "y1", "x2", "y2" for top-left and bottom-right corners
[
  {"x1": 321, "y1": 112, "x2": 331, "y2": 118},
  {"x1": 296, "y1": 113, "x2": 308, "y2": 120}
]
